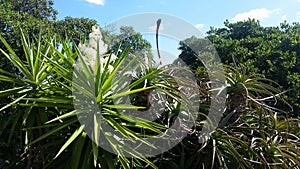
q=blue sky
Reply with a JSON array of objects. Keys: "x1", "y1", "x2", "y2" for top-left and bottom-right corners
[
  {"x1": 54, "y1": 0, "x2": 300, "y2": 33},
  {"x1": 53, "y1": 0, "x2": 300, "y2": 63}
]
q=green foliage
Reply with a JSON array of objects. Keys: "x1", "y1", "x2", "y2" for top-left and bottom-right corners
[
  {"x1": 106, "y1": 26, "x2": 152, "y2": 54},
  {"x1": 53, "y1": 16, "x2": 98, "y2": 44},
  {"x1": 0, "y1": 0, "x2": 97, "y2": 120},
  {"x1": 206, "y1": 19, "x2": 300, "y2": 117},
  {"x1": 8, "y1": 0, "x2": 57, "y2": 20},
  {"x1": 0, "y1": 0, "x2": 56, "y2": 52},
  {"x1": 0, "y1": 1, "x2": 299, "y2": 168},
  {"x1": 176, "y1": 20, "x2": 300, "y2": 168},
  {"x1": 0, "y1": 28, "x2": 186, "y2": 168},
  {"x1": 154, "y1": 65, "x2": 299, "y2": 169},
  {"x1": 0, "y1": 0, "x2": 96, "y2": 63}
]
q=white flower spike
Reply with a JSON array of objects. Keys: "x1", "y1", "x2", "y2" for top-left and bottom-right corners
[{"x1": 77, "y1": 25, "x2": 117, "y2": 73}]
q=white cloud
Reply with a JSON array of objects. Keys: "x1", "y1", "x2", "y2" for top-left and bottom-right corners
[
  {"x1": 232, "y1": 8, "x2": 272, "y2": 22},
  {"x1": 298, "y1": 0, "x2": 300, "y2": 2},
  {"x1": 85, "y1": 0, "x2": 105, "y2": 5},
  {"x1": 149, "y1": 23, "x2": 164, "y2": 32},
  {"x1": 195, "y1": 24, "x2": 204, "y2": 29}
]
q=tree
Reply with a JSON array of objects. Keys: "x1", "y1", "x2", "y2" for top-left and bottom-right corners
[
  {"x1": 205, "y1": 19, "x2": 300, "y2": 117},
  {"x1": 53, "y1": 16, "x2": 97, "y2": 45},
  {"x1": 9, "y1": 0, "x2": 57, "y2": 20},
  {"x1": 106, "y1": 26, "x2": 152, "y2": 54},
  {"x1": 0, "y1": 0, "x2": 56, "y2": 68},
  {"x1": 0, "y1": 0, "x2": 97, "y2": 62}
]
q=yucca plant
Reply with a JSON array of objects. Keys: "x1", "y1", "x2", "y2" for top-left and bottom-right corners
[
  {"x1": 0, "y1": 25, "x2": 197, "y2": 169},
  {"x1": 0, "y1": 30, "x2": 62, "y2": 168}
]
